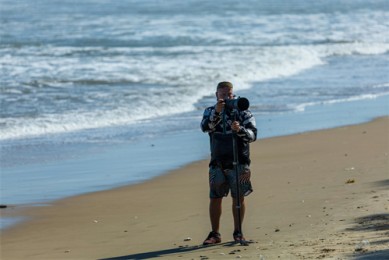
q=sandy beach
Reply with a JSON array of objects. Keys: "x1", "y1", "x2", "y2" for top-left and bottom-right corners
[{"x1": 1, "y1": 117, "x2": 388, "y2": 259}]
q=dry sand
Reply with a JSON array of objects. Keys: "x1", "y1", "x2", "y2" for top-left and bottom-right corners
[{"x1": 1, "y1": 117, "x2": 388, "y2": 259}]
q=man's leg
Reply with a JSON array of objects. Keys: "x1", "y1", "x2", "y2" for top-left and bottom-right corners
[
  {"x1": 203, "y1": 198, "x2": 223, "y2": 245},
  {"x1": 204, "y1": 164, "x2": 227, "y2": 245},
  {"x1": 210, "y1": 197, "x2": 223, "y2": 232},
  {"x1": 232, "y1": 197, "x2": 245, "y2": 233}
]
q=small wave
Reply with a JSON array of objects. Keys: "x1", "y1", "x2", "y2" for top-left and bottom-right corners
[
  {"x1": 294, "y1": 92, "x2": 389, "y2": 112},
  {"x1": 371, "y1": 82, "x2": 389, "y2": 89},
  {"x1": 22, "y1": 78, "x2": 148, "y2": 87},
  {"x1": 316, "y1": 42, "x2": 389, "y2": 57}
]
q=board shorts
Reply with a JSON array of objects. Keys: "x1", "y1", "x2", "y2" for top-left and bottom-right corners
[{"x1": 209, "y1": 163, "x2": 253, "y2": 199}]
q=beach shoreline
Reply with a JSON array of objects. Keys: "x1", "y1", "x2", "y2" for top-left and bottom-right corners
[
  {"x1": 2, "y1": 94, "x2": 388, "y2": 210},
  {"x1": 1, "y1": 117, "x2": 388, "y2": 259}
]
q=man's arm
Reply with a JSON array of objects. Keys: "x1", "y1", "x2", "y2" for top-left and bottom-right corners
[
  {"x1": 201, "y1": 107, "x2": 222, "y2": 133},
  {"x1": 235, "y1": 110, "x2": 257, "y2": 143}
]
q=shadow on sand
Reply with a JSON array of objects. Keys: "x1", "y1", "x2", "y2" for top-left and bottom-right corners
[
  {"x1": 371, "y1": 179, "x2": 389, "y2": 189},
  {"x1": 347, "y1": 214, "x2": 389, "y2": 232},
  {"x1": 99, "y1": 241, "x2": 248, "y2": 260},
  {"x1": 347, "y1": 179, "x2": 389, "y2": 259},
  {"x1": 352, "y1": 249, "x2": 389, "y2": 260},
  {"x1": 346, "y1": 213, "x2": 389, "y2": 259}
]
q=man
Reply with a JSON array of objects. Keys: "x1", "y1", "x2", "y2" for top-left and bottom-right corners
[{"x1": 200, "y1": 81, "x2": 257, "y2": 245}]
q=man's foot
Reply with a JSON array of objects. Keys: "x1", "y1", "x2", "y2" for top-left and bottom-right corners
[
  {"x1": 233, "y1": 230, "x2": 248, "y2": 245},
  {"x1": 203, "y1": 231, "x2": 221, "y2": 245}
]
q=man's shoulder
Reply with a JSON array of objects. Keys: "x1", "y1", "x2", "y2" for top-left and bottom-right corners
[{"x1": 203, "y1": 106, "x2": 215, "y2": 115}]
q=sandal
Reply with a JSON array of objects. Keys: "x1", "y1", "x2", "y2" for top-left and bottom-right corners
[
  {"x1": 203, "y1": 231, "x2": 221, "y2": 245},
  {"x1": 233, "y1": 230, "x2": 246, "y2": 243}
]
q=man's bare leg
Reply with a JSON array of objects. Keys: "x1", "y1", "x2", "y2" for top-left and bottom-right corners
[{"x1": 210, "y1": 198, "x2": 223, "y2": 232}]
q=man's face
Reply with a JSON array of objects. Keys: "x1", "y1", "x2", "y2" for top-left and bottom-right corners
[{"x1": 216, "y1": 87, "x2": 234, "y2": 100}]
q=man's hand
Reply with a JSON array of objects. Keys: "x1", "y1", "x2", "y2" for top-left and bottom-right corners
[
  {"x1": 231, "y1": 121, "x2": 240, "y2": 132},
  {"x1": 215, "y1": 99, "x2": 225, "y2": 113}
]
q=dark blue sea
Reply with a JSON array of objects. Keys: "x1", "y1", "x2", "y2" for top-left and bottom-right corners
[{"x1": 1, "y1": 0, "x2": 388, "y2": 228}]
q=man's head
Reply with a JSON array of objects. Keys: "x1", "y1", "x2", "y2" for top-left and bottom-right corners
[{"x1": 216, "y1": 81, "x2": 234, "y2": 100}]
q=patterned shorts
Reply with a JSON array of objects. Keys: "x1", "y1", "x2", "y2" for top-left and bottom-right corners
[{"x1": 209, "y1": 163, "x2": 253, "y2": 199}]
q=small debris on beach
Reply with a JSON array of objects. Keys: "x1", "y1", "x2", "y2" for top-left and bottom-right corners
[
  {"x1": 321, "y1": 248, "x2": 336, "y2": 253},
  {"x1": 229, "y1": 249, "x2": 241, "y2": 255},
  {"x1": 355, "y1": 240, "x2": 370, "y2": 252},
  {"x1": 93, "y1": 220, "x2": 99, "y2": 223},
  {"x1": 275, "y1": 228, "x2": 280, "y2": 232},
  {"x1": 344, "y1": 167, "x2": 355, "y2": 171},
  {"x1": 345, "y1": 179, "x2": 355, "y2": 184},
  {"x1": 0, "y1": 205, "x2": 7, "y2": 208},
  {"x1": 183, "y1": 237, "x2": 192, "y2": 241}
]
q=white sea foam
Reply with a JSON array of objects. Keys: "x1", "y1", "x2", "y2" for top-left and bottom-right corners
[{"x1": 1, "y1": 42, "x2": 389, "y2": 140}]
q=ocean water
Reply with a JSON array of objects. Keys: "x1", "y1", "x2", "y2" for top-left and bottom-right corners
[{"x1": 1, "y1": 0, "x2": 388, "y2": 227}]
